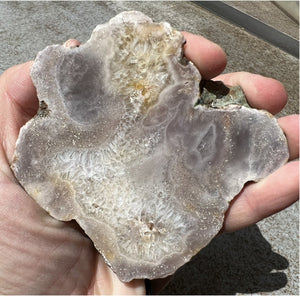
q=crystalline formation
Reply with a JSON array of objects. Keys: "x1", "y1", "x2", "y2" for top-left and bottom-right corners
[{"x1": 12, "y1": 11, "x2": 289, "y2": 282}]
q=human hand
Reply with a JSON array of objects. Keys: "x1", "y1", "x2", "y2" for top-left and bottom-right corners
[{"x1": 0, "y1": 33, "x2": 298, "y2": 294}]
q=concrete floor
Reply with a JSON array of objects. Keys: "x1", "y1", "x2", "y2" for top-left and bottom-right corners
[{"x1": 0, "y1": 1, "x2": 298, "y2": 295}]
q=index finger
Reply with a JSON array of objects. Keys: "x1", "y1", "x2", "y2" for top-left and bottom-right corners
[{"x1": 182, "y1": 31, "x2": 227, "y2": 79}]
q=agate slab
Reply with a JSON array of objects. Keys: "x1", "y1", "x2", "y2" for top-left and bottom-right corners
[{"x1": 11, "y1": 11, "x2": 289, "y2": 282}]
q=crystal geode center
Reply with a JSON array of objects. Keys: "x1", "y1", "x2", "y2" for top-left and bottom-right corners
[{"x1": 12, "y1": 11, "x2": 289, "y2": 282}]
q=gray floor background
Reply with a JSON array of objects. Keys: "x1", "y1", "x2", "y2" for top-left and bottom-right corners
[{"x1": 0, "y1": 1, "x2": 298, "y2": 295}]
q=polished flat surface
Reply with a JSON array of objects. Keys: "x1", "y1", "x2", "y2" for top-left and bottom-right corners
[{"x1": 0, "y1": 1, "x2": 298, "y2": 295}]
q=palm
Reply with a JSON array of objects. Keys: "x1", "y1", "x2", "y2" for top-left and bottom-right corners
[{"x1": 0, "y1": 175, "x2": 97, "y2": 294}]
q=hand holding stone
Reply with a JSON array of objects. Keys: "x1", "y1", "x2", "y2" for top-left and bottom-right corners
[{"x1": 0, "y1": 11, "x2": 298, "y2": 294}]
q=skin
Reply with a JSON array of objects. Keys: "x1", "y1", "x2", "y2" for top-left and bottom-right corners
[{"x1": 0, "y1": 34, "x2": 298, "y2": 294}]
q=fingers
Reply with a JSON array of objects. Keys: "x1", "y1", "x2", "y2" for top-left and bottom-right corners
[
  {"x1": 182, "y1": 31, "x2": 227, "y2": 79},
  {"x1": 214, "y1": 72, "x2": 287, "y2": 115},
  {"x1": 278, "y1": 115, "x2": 299, "y2": 160},
  {"x1": 182, "y1": 33, "x2": 287, "y2": 115},
  {"x1": 214, "y1": 72, "x2": 298, "y2": 159},
  {"x1": 223, "y1": 161, "x2": 299, "y2": 233},
  {"x1": 184, "y1": 34, "x2": 298, "y2": 237}
]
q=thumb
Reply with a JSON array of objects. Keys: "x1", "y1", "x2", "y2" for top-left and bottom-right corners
[
  {"x1": 0, "y1": 40, "x2": 81, "y2": 162},
  {"x1": 88, "y1": 255, "x2": 146, "y2": 295},
  {"x1": 1, "y1": 61, "x2": 38, "y2": 121},
  {"x1": 0, "y1": 62, "x2": 38, "y2": 162}
]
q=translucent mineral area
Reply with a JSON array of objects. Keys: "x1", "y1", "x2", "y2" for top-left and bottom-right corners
[{"x1": 11, "y1": 11, "x2": 289, "y2": 282}]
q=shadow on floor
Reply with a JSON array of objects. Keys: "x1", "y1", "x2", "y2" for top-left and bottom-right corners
[{"x1": 161, "y1": 225, "x2": 288, "y2": 295}]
